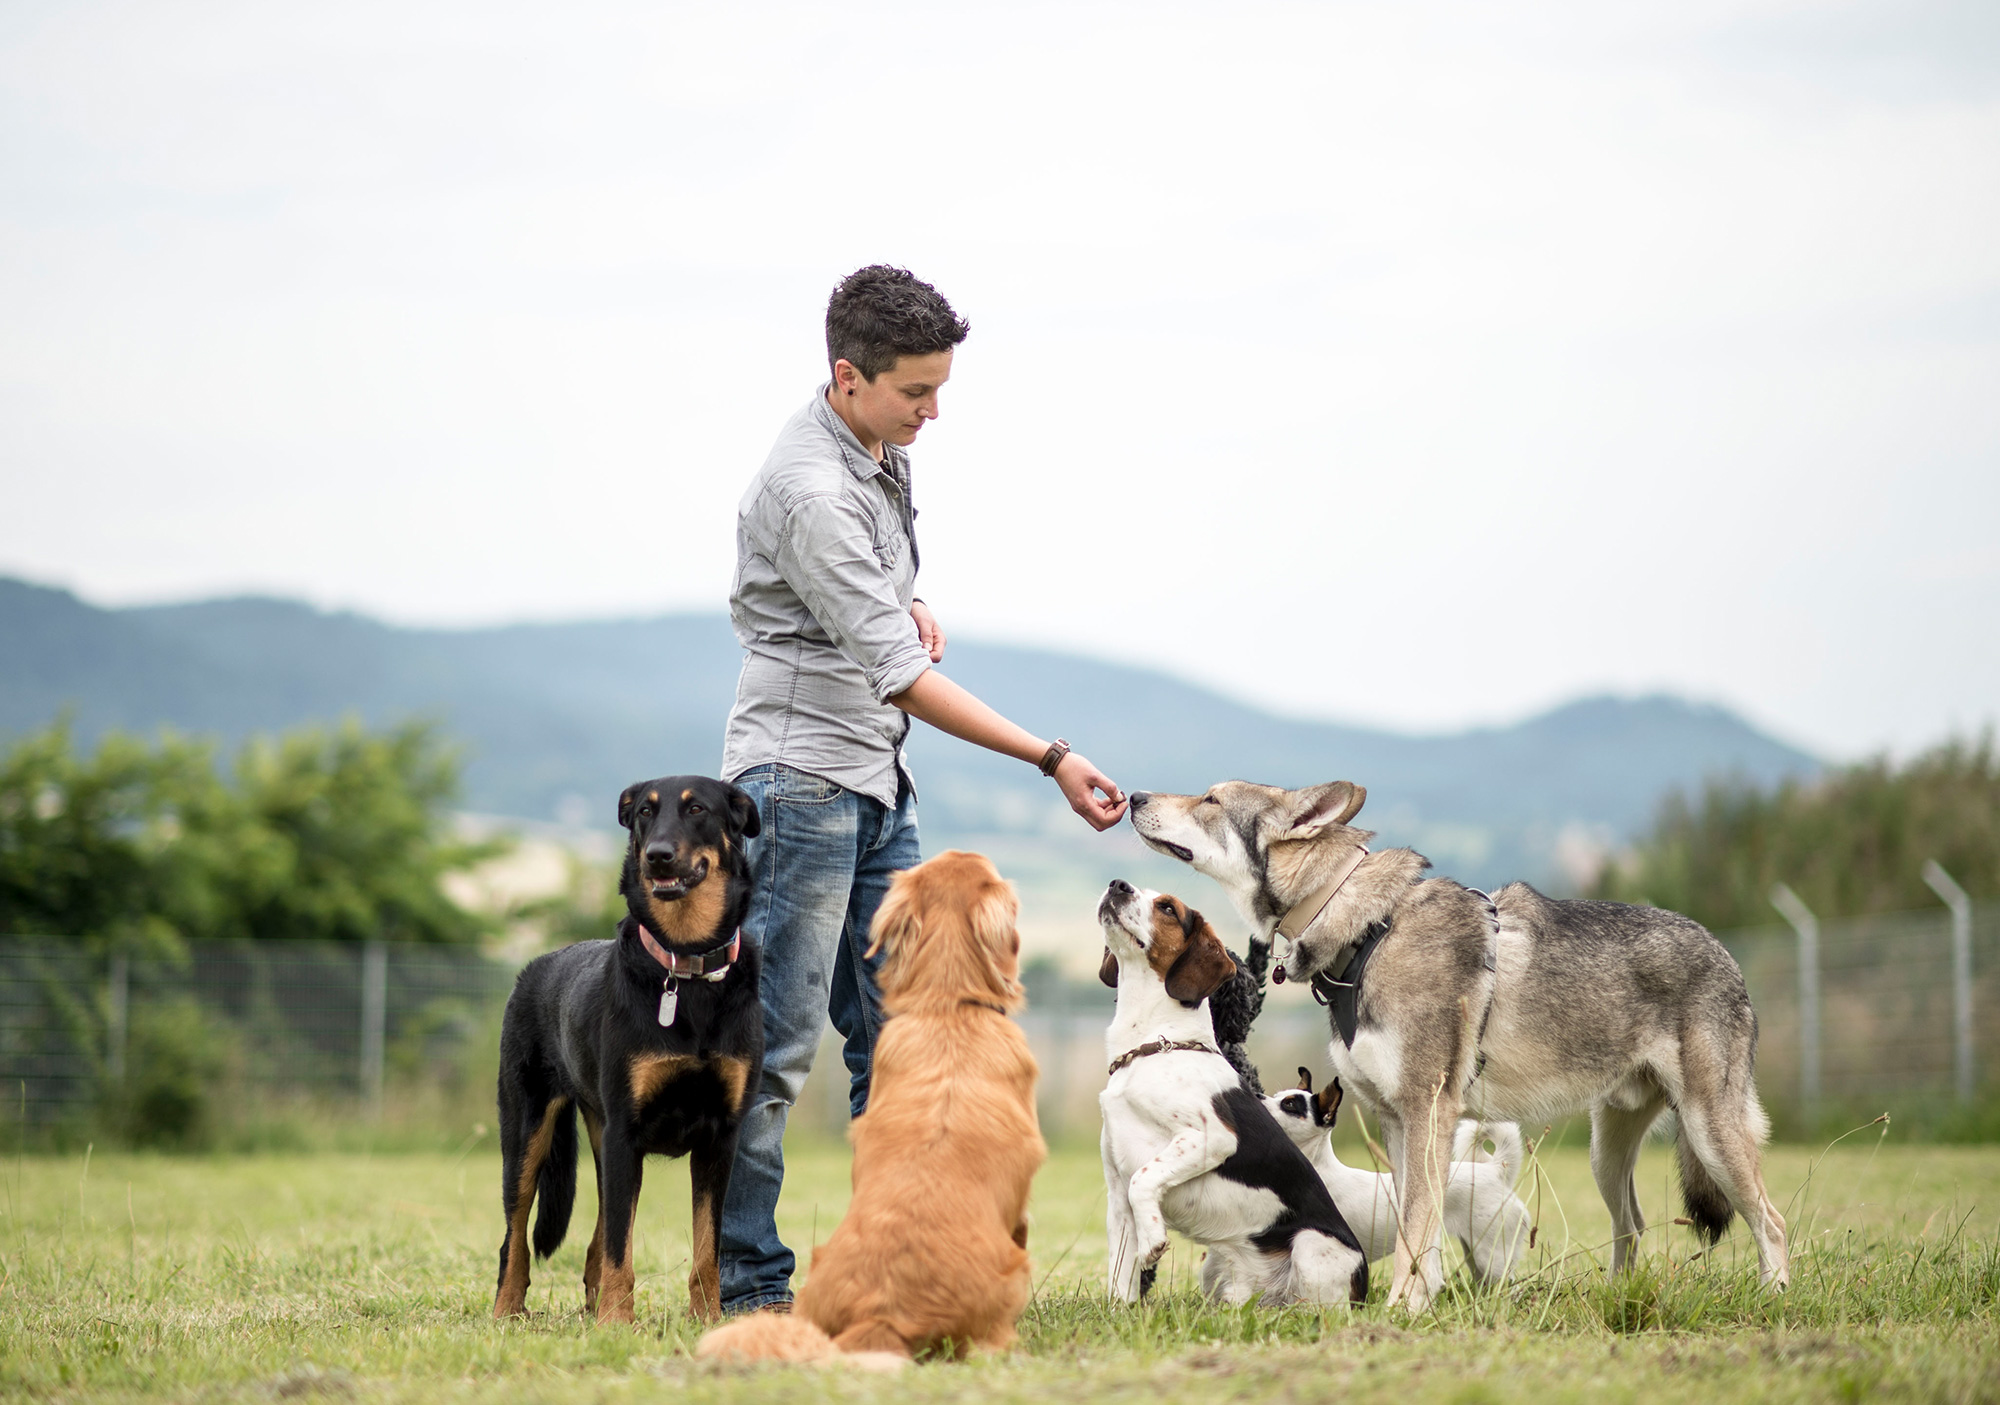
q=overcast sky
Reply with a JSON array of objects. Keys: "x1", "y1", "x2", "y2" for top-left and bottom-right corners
[{"x1": 2, "y1": 0, "x2": 1995, "y2": 760}]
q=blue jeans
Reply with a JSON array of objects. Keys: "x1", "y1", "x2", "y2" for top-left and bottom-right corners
[{"x1": 718, "y1": 762, "x2": 920, "y2": 1311}]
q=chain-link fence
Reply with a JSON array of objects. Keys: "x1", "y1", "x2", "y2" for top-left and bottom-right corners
[
  {"x1": 1720, "y1": 901, "x2": 1999, "y2": 1120},
  {"x1": 4, "y1": 900, "x2": 1994, "y2": 1141},
  {"x1": 0, "y1": 938, "x2": 509, "y2": 1130},
  {"x1": 0, "y1": 943, "x2": 101, "y2": 1127}
]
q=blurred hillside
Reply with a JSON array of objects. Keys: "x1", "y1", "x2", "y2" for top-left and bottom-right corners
[{"x1": 1, "y1": 577, "x2": 1819, "y2": 952}]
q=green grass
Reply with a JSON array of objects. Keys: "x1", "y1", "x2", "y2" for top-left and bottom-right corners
[{"x1": 2, "y1": 1125, "x2": 1998, "y2": 1403}]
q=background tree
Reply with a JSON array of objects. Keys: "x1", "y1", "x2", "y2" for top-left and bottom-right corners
[
  {"x1": 0, "y1": 718, "x2": 503, "y2": 947},
  {"x1": 1591, "y1": 734, "x2": 1999, "y2": 929},
  {"x1": 192, "y1": 721, "x2": 503, "y2": 945},
  {"x1": 0, "y1": 720, "x2": 205, "y2": 953}
]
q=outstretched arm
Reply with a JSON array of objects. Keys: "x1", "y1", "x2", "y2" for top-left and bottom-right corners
[{"x1": 889, "y1": 669, "x2": 1127, "y2": 831}]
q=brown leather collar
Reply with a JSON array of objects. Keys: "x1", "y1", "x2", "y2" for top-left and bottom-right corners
[
  {"x1": 1107, "y1": 1037, "x2": 1221, "y2": 1077},
  {"x1": 636, "y1": 924, "x2": 740, "y2": 980},
  {"x1": 961, "y1": 999, "x2": 1011, "y2": 1015},
  {"x1": 1274, "y1": 845, "x2": 1370, "y2": 944}
]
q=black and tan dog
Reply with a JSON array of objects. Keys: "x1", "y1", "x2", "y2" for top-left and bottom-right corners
[{"x1": 493, "y1": 775, "x2": 763, "y2": 1324}]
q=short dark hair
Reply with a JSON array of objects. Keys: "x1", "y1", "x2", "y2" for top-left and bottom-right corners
[{"x1": 825, "y1": 266, "x2": 969, "y2": 380}]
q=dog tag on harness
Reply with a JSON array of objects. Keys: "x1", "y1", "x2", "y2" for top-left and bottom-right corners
[{"x1": 657, "y1": 984, "x2": 678, "y2": 1027}]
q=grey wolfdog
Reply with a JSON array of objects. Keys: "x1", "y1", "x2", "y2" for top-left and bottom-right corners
[{"x1": 1129, "y1": 779, "x2": 1788, "y2": 1312}]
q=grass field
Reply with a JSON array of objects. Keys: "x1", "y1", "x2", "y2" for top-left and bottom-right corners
[{"x1": 3, "y1": 1124, "x2": 1998, "y2": 1403}]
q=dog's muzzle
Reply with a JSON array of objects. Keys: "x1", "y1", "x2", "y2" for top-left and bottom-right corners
[
  {"x1": 1130, "y1": 821, "x2": 1192, "y2": 863},
  {"x1": 1097, "y1": 878, "x2": 1136, "y2": 926},
  {"x1": 1127, "y1": 804, "x2": 1193, "y2": 862},
  {"x1": 645, "y1": 852, "x2": 710, "y2": 900}
]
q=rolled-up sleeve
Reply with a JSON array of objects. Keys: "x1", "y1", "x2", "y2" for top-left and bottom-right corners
[{"x1": 774, "y1": 492, "x2": 932, "y2": 702}]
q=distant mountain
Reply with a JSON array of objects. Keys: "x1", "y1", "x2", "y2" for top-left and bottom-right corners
[{"x1": 0, "y1": 577, "x2": 1819, "y2": 896}]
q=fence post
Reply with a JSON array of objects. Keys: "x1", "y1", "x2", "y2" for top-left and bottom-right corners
[
  {"x1": 360, "y1": 940, "x2": 388, "y2": 1121},
  {"x1": 1922, "y1": 861, "x2": 1976, "y2": 1104},
  {"x1": 1770, "y1": 883, "x2": 1820, "y2": 1116},
  {"x1": 107, "y1": 953, "x2": 129, "y2": 1084}
]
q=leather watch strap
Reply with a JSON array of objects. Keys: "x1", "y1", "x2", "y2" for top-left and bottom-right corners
[{"x1": 1038, "y1": 738, "x2": 1071, "y2": 777}]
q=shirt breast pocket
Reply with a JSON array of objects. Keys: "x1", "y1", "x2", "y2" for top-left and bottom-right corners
[{"x1": 870, "y1": 528, "x2": 904, "y2": 572}]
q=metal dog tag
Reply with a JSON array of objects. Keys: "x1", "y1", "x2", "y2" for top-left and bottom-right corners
[{"x1": 657, "y1": 983, "x2": 678, "y2": 1027}]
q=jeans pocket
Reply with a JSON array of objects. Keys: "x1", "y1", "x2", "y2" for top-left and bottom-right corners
[{"x1": 772, "y1": 766, "x2": 844, "y2": 807}]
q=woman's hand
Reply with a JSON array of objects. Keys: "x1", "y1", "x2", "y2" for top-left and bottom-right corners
[
  {"x1": 911, "y1": 600, "x2": 946, "y2": 663},
  {"x1": 1055, "y1": 752, "x2": 1127, "y2": 831}
]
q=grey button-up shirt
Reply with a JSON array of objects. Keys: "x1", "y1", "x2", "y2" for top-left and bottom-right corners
[{"x1": 720, "y1": 386, "x2": 933, "y2": 808}]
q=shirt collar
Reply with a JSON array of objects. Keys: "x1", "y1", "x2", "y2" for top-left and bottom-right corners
[{"x1": 811, "y1": 383, "x2": 908, "y2": 485}]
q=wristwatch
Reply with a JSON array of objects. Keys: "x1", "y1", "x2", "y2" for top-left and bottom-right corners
[{"x1": 1038, "y1": 738, "x2": 1071, "y2": 777}]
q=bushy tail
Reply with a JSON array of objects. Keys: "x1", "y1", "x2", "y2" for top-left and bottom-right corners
[
  {"x1": 698, "y1": 1312, "x2": 837, "y2": 1362},
  {"x1": 1674, "y1": 1114, "x2": 1736, "y2": 1245},
  {"x1": 1452, "y1": 1121, "x2": 1525, "y2": 1189},
  {"x1": 1488, "y1": 1123, "x2": 1525, "y2": 1190},
  {"x1": 531, "y1": 1101, "x2": 577, "y2": 1259},
  {"x1": 697, "y1": 1312, "x2": 905, "y2": 1372}
]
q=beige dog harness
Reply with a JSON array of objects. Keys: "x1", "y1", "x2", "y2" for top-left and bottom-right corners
[{"x1": 1273, "y1": 845, "x2": 1370, "y2": 946}]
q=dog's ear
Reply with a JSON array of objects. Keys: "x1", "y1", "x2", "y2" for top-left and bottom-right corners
[
  {"x1": 617, "y1": 783, "x2": 644, "y2": 830},
  {"x1": 1098, "y1": 947, "x2": 1119, "y2": 989},
  {"x1": 863, "y1": 867, "x2": 918, "y2": 965},
  {"x1": 1280, "y1": 781, "x2": 1366, "y2": 840},
  {"x1": 1164, "y1": 912, "x2": 1237, "y2": 1006},
  {"x1": 1295, "y1": 1066, "x2": 1314, "y2": 1093},
  {"x1": 725, "y1": 784, "x2": 761, "y2": 839},
  {"x1": 1314, "y1": 1077, "x2": 1344, "y2": 1128}
]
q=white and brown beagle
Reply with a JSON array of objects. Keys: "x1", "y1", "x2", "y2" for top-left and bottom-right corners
[{"x1": 1096, "y1": 880, "x2": 1367, "y2": 1307}]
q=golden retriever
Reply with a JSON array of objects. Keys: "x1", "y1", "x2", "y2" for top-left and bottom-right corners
[{"x1": 697, "y1": 850, "x2": 1046, "y2": 1363}]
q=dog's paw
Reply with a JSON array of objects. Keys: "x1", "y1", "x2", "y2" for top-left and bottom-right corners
[
  {"x1": 1137, "y1": 1226, "x2": 1169, "y2": 1269},
  {"x1": 1109, "y1": 1267, "x2": 1142, "y2": 1304}
]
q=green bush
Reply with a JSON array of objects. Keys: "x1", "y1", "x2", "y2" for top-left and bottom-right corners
[
  {"x1": 104, "y1": 998, "x2": 233, "y2": 1149},
  {"x1": 0, "y1": 717, "x2": 506, "y2": 950},
  {"x1": 2, "y1": 719, "x2": 511, "y2": 1148}
]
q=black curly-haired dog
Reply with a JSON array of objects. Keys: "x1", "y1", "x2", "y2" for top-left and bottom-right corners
[
  {"x1": 1208, "y1": 936, "x2": 1273, "y2": 1095},
  {"x1": 493, "y1": 775, "x2": 762, "y2": 1325}
]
